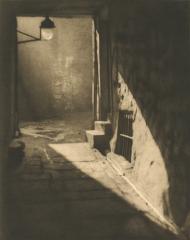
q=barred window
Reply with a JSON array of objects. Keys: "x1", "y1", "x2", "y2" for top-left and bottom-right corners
[{"x1": 115, "y1": 110, "x2": 133, "y2": 162}]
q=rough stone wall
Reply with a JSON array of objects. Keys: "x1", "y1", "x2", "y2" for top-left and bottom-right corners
[
  {"x1": 109, "y1": 0, "x2": 190, "y2": 225},
  {"x1": 17, "y1": 17, "x2": 93, "y2": 120}
]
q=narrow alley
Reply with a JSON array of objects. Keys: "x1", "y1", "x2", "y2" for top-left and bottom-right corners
[
  {"x1": 7, "y1": 114, "x2": 177, "y2": 240},
  {"x1": 1, "y1": 1, "x2": 190, "y2": 240}
]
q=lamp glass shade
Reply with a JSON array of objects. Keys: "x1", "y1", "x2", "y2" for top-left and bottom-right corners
[
  {"x1": 41, "y1": 28, "x2": 54, "y2": 40},
  {"x1": 40, "y1": 17, "x2": 56, "y2": 41}
]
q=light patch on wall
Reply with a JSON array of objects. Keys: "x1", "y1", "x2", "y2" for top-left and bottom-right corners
[
  {"x1": 111, "y1": 71, "x2": 170, "y2": 218},
  {"x1": 65, "y1": 56, "x2": 74, "y2": 68}
]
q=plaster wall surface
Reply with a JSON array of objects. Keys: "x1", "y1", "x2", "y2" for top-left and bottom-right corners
[
  {"x1": 109, "y1": 0, "x2": 190, "y2": 226},
  {"x1": 17, "y1": 17, "x2": 93, "y2": 120}
]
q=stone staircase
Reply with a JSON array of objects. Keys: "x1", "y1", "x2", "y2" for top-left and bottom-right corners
[{"x1": 85, "y1": 121, "x2": 112, "y2": 153}]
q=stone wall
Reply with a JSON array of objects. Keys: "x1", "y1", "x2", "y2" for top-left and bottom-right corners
[
  {"x1": 109, "y1": 0, "x2": 190, "y2": 226},
  {"x1": 17, "y1": 17, "x2": 93, "y2": 120}
]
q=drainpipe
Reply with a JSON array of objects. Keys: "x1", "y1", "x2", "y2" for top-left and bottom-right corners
[{"x1": 14, "y1": 18, "x2": 21, "y2": 138}]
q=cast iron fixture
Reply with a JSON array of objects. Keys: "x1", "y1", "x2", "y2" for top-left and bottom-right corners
[
  {"x1": 17, "y1": 16, "x2": 56, "y2": 44},
  {"x1": 40, "y1": 16, "x2": 56, "y2": 40}
]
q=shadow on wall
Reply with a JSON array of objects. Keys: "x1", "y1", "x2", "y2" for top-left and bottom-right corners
[
  {"x1": 109, "y1": 0, "x2": 190, "y2": 226},
  {"x1": 18, "y1": 65, "x2": 53, "y2": 121}
]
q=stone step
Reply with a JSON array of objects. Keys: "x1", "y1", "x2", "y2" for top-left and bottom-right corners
[
  {"x1": 85, "y1": 130, "x2": 107, "y2": 152},
  {"x1": 94, "y1": 121, "x2": 112, "y2": 136}
]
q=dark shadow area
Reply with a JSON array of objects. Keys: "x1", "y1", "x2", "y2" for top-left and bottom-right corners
[
  {"x1": 6, "y1": 139, "x2": 179, "y2": 240},
  {"x1": 115, "y1": 110, "x2": 133, "y2": 162},
  {"x1": 109, "y1": 0, "x2": 190, "y2": 225},
  {"x1": 18, "y1": 72, "x2": 56, "y2": 121}
]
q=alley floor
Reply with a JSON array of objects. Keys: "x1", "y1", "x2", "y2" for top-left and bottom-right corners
[{"x1": 6, "y1": 114, "x2": 179, "y2": 240}]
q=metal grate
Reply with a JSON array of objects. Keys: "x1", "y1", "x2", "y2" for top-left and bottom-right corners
[{"x1": 115, "y1": 110, "x2": 133, "y2": 162}]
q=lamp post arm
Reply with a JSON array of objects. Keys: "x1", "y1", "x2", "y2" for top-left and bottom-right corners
[{"x1": 17, "y1": 30, "x2": 41, "y2": 44}]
